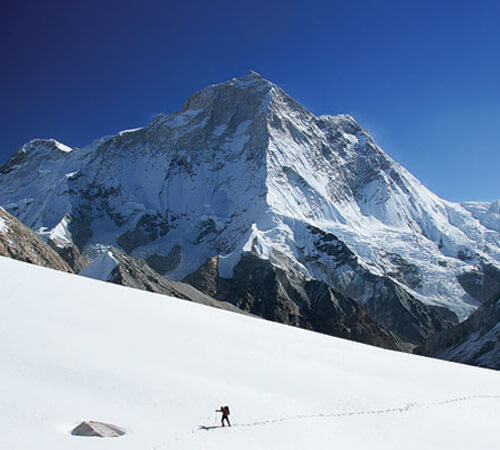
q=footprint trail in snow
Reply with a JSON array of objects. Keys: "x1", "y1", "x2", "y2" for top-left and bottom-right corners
[{"x1": 154, "y1": 394, "x2": 500, "y2": 449}]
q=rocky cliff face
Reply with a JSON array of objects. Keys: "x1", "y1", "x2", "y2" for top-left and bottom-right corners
[
  {"x1": 0, "y1": 207, "x2": 73, "y2": 272},
  {"x1": 457, "y1": 263, "x2": 500, "y2": 304},
  {"x1": 185, "y1": 252, "x2": 402, "y2": 350},
  {"x1": 415, "y1": 294, "x2": 500, "y2": 370},
  {"x1": 301, "y1": 225, "x2": 458, "y2": 345},
  {"x1": 0, "y1": 71, "x2": 499, "y2": 350},
  {"x1": 40, "y1": 214, "x2": 89, "y2": 272}
]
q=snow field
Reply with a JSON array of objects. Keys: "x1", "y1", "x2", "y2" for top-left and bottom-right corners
[{"x1": 0, "y1": 255, "x2": 499, "y2": 449}]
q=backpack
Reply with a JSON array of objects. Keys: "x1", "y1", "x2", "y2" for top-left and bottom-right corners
[{"x1": 222, "y1": 406, "x2": 230, "y2": 415}]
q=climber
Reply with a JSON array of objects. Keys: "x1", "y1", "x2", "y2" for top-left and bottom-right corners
[{"x1": 216, "y1": 405, "x2": 231, "y2": 427}]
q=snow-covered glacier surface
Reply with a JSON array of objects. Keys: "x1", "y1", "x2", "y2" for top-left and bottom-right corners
[
  {"x1": 1, "y1": 256, "x2": 499, "y2": 450},
  {"x1": 0, "y1": 71, "x2": 499, "y2": 319}
]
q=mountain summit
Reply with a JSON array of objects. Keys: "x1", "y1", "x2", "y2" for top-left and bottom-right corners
[{"x1": 1, "y1": 72, "x2": 499, "y2": 348}]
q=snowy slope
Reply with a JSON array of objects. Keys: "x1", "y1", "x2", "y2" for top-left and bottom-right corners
[
  {"x1": 0, "y1": 71, "x2": 499, "y2": 322},
  {"x1": 1, "y1": 256, "x2": 500, "y2": 450},
  {"x1": 79, "y1": 246, "x2": 248, "y2": 314},
  {"x1": 462, "y1": 200, "x2": 500, "y2": 233}
]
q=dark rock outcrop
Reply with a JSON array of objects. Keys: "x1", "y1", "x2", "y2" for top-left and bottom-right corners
[
  {"x1": 362, "y1": 277, "x2": 458, "y2": 345},
  {"x1": 415, "y1": 295, "x2": 500, "y2": 370},
  {"x1": 183, "y1": 255, "x2": 219, "y2": 298},
  {"x1": 117, "y1": 213, "x2": 170, "y2": 253},
  {"x1": 48, "y1": 239, "x2": 88, "y2": 272},
  {"x1": 185, "y1": 253, "x2": 402, "y2": 350},
  {"x1": 0, "y1": 207, "x2": 73, "y2": 273},
  {"x1": 80, "y1": 247, "x2": 246, "y2": 315},
  {"x1": 146, "y1": 245, "x2": 181, "y2": 274},
  {"x1": 457, "y1": 263, "x2": 500, "y2": 304},
  {"x1": 42, "y1": 214, "x2": 90, "y2": 271}
]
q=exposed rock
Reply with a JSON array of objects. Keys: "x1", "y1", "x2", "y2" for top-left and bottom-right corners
[
  {"x1": 457, "y1": 263, "x2": 500, "y2": 304},
  {"x1": 32, "y1": 214, "x2": 91, "y2": 271},
  {"x1": 362, "y1": 277, "x2": 458, "y2": 346},
  {"x1": 382, "y1": 251, "x2": 421, "y2": 289},
  {"x1": 146, "y1": 245, "x2": 181, "y2": 274},
  {"x1": 0, "y1": 207, "x2": 73, "y2": 273},
  {"x1": 70, "y1": 421, "x2": 125, "y2": 438},
  {"x1": 304, "y1": 226, "x2": 458, "y2": 346},
  {"x1": 118, "y1": 213, "x2": 170, "y2": 253},
  {"x1": 117, "y1": 213, "x2": 170, "y2": 253},
  {"x1": 48, "y1": 239, "x2": 88, "y2": 272},
  {"x1": 183, "y1": 256, "x2": 219, "y2": 298},
  {"x1": 80, "y1": 247, "x2": 246, "y2": 315},
  {"x1": 64, "y1": 214, "x2": 93, "y2": 249},
  {"x1": 185, "y1": 252, "x2": 402, "y2": 350},
  {"x1": 117, "y1": 229, "x2": 150, "y2": 253},
  {"x1": 415, "y1": 295, "x2": 500, "y2": 370}
]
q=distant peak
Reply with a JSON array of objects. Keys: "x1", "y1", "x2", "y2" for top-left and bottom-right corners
[
  {"x1": 23, "y1": 139, "x2": 73, "y2": 154},
  {"x1": 181, "y1": 71, "x2": 274, "y2": 112},
  {"x1": 231, "y1": 70, "x2": 274, "y2": 89},
  {"x1": 239, "y1": 70, "x2": 263, "y2": 81}
]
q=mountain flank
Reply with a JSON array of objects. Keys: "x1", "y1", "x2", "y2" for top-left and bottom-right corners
[
  {"x1": 0, "y1": 207, "x2": 73, "y2": 273},
  {"x1": 0, "y1": 71, "x2": 499, "y2": 362}
]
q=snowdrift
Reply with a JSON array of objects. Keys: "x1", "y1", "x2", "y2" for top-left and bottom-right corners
[{"x1": 0, "y1": 255, "x2": 499, "y2": 449}]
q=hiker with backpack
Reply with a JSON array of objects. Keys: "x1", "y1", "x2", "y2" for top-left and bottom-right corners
[{"x1": 216, "y1": 405, "x2": 231, "y2": 427}]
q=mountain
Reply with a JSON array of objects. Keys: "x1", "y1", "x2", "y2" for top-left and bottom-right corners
[
  {"x1": 0, "y1": 206, "x2": 73, "y2": 272},
  {"x1": 1, "y1": 71, "x2": 499, "y2": 348},
  {"x1": 2, "y1": 255, "x2": 500, "y2": 450},
  {"x1": 415, "y1": 293, "x2": 500, "y2": 369}
]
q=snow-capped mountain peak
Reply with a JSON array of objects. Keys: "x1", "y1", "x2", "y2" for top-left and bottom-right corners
[
  {"x1": 0, "y1": 72, "x2": 499, "y2": 339},
  {"x1": 23, "y1": 138, "x2": 73, "y2": 154}
]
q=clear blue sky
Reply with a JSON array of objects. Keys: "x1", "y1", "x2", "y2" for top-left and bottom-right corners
[{"x1": 1, "y1": 0, "x2": 499, "y2": 202}]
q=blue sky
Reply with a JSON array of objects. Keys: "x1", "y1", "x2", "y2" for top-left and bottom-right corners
[{"x1": 1, "y1": 0, "x2": 498, "y2": 202}]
